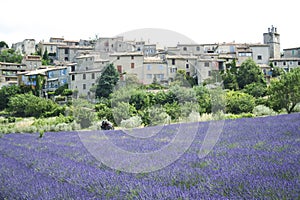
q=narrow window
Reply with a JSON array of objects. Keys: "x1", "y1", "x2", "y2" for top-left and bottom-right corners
[
  {"x1": 131, "y1": 63, "x2": 135, "y2": 69},
  {"x1": 83, "y1": 73, "x2": 86, "y2": 80}
]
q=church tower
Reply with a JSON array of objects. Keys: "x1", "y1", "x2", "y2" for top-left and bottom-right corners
[{"x1": 263, "y1": 25, "x2": 280, "y2": 58}]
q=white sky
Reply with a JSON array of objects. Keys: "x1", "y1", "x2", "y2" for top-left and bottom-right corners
[{"x1": 0, "y1": 0, "x2": 299, "y2": 50}]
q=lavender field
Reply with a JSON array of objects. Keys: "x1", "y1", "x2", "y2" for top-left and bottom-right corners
[{"x1": 0, "y1": 114, "x2": 299, "y2": 199}]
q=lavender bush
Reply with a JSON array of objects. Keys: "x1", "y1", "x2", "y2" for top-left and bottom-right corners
[{"x1": 0, "y1": 113, "x2": 299, "y2": 199}]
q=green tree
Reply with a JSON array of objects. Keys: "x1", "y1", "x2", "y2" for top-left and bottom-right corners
[
  {"x1": 95, "y1": 64, "x2": 119, "y2": 99},
  {"x1": 0, "y1": 41, "x2": 9, "y2": 48},
  {"x1": 236, "y1": 58, "x2": 265, "y2": 89},
  {"x1": 226, "y1": 90, "x2": 255, "y2": 114},
  {"x1": 0, "y1": 85, "x2": 22, "y2": 110},
  {"x1": 193, "y1": 85, "x2": 211, "y2": 114},
  {"x1": 243, "y1": 82, "x2": 267, "y2": 98},
  {"x1": 129, "y1": 89, "x2": 150, "y2": 110},
  {"x1": 8, "y1": 93, "x2": 63, "y2": 118},
  {"x1": 268, "y1": 68, "x2": 300, "y2": 113},
  {"x1": 222, "y1": 71, "x2": 238, "y2": 90},
  {"x1": 0, "y1": 49, "x2": 22, "y2": 63},
  {"x1": 270, "y1": 66, "x2": 285, "y2": 78}
]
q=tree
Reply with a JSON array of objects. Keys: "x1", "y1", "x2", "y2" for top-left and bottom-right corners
[
  {"x1": 236, "y1": 58, "x2": 265, "y2": 89},
  {"x1": 8, "y1": 93, "x2": 63, "y2": 118},
  {"x1": 95, "y1": 64, "x2": 119, "y2": 99},
  {"x1": 42, "y1": 48, "x2": 50, "y2": 65},
  {"x1": 0, "y1": 49, "x2": 22, "y2": 63},
  {"x1": 268, "y1": 68, "x2": 300, "y2": 113},
  {"x1": 222, "y1": 71, "x2": 238, "y2": 90},
  {"x1": 0, "y1": 41, "x2": 9, "y2": 48},
  {"x1": 243, "y1": 82, "x2": 267, "y2": 98},
  {"x1": 0, "y1": 85, "x2": 22, "y2": 110},
  {"x1": 226, "y1": 91, "x2": 255, "y2": 114}
]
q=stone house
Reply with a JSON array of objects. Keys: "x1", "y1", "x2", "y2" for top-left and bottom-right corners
[
  {"x1": 12, "y1": 39, "x2": 36, "y2": 55},
  {"x1": 69, "y1": 54, "x2": 109, "y2": 98},
  {"x1": 143, "y1": 57, "x2": 168, "y2": 85},
  {"x1": 22, "y1": 55, "x2": 42, "y2": 69},
  {"x1": 166, "y1": 55, "x2": 197, "y2": 81},
  {"x1": 196, "y1": 58, "x2": 226, "y2": 84},
  {"x1": 0, "y1": 62, "x2": 27, "y2": 87},
  {"x1": 18, "y1": 66, "x2": 70, "y2": 96},
  {"x1": 109, "y1": 51, "x2": 144, "y2": 82}
]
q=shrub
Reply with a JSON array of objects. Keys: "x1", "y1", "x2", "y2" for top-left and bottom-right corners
[
  {"x1": 226, "y1": 91, "x2": 255, "y2": 114},
  {"x1": 120, "y1": 116, "x2": 143, "y2": 129},
  {"x1": 253, "y1": 105, "x2": 277, "y2": 116}
]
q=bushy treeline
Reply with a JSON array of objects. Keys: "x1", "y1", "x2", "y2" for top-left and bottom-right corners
[{"x1": 0, "y1": 59, "x2": 300, "y2": 133}]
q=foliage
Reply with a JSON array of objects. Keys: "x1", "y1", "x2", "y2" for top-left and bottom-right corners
[
  {"x1": 243, "y1": 82, "x2": 267, "y2": 98},
  {"x1": 0, "y1": 41, "x2": 9, "y2": 48},
  {"x1": 222, "y1": 71, "x2": 238, "y2": 90},
  {"x1": 95, "y1": 64, "x2": 119, "y2": 99},
  {"x1": 55, "y1": 84, "x2": 68, "y2": 95},
  {"x1": 193, "y1": 85, "x2": 211, "y2": 114},
  {"x1": 0, "y1": 48, "x2": 22, "y2": 63},
  {"x1": 0, "y1": 85, "x2": 22, "y2": 110},
  {"x1": 71, "y1": 99, "x2": 97, "y2": 128},
  {"x1": 95, "y1": 103, "x2": 114, "y2": 124},
  {"x1": 225, "y1": 91, "x2": 255, "y2": 114},
  {"x1": 268, "y1": 68, "x2": 300, "y2": 113},
  {"x1": 112, "y1": 102, "x2": 137, "y2": 125},
  {"x1": 8, "y1": 93, "x2": 63, "y2": 118},
  {"x1": 120, "y1": 116, "x2": 142, "y2": 129},
  {"x1": 140, "y1": 106, "x2": 171, "y2": 126},
  {"x1": 270, "y1": 66, "x2": 285, "y2": 77},
  {"x1": 236, "y1": 58, "x2": 265, "y2": 89},
  {"x1": 253, "y1": 105, "x2": 276, "y2": 117},
  {"x1": 129, "y1": 89, "x2": 150, "y2": 110}
]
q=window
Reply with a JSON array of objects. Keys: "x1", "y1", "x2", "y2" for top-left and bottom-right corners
[
  {"x1": 117, "y1": 56, "x2": 120, "y2": 60},
  {"x1": 147, "y1": 65, "x2": 152, "y2": 70},
  {"x1": 131, "y1": 56, "x2": 134, "y2": 60},
  {"x1": 204, "y1": 62, "x2": 209, "y2": 67},
  {"x1": 158, "y1": 65, "x2": 164, "y2": 70},
  {"x1": 171, "y1": 67, "x2": 177, "y2": 73},
  {"x1": 72, "y1": 75, "x2": 75, "y2": 81},
  {"x1": 83, "y1": 73, "x2": 86, "y2": 80},
  {"x1": 196, "y1": 46, "x2": 200, "y2": 51},
  {"x1": 274, "y1": 62, "x2": 277, "y2": 66},
  {"x1": 155, "y1": 74, "x2": 164, "y2": 79},
  {"x1": 283, "y1": 61, "x2": 286, "y2": 66},
  {"x1": 71, "y1": 66, "x2": 75, "y2": 72},
  {"x1": 186, "y1": 72, "x2": 190, "y2": 76},
  {"x1": 86, "y1": 67, "x2": 88, "y2": 70},
  {"x1": 64, "y1": 48, "x2": 69, "y2": 54},
  {"x1": 208, "y1": 71, "x2": 212, "y2": 76},
  {"x1": 131, "y1": 63, "x2": 135, "y2": 69},
  {"x1": 146, "y1": 74, "x2": 152, "y2": 79},
  {"x1": 83, "y1": 84, "x2": 86, "y2": 90},
  {"x1": 61, "y1": 69, "x2": 67, "y2": 76},
  {"x1": 257, "y1": 55, "x2": 262, "y2": 60},
  {"x1": 65, "y1": 57, "x2": 68, "y2": 61},
  {"x1": 186, "y1": 64, "x2": 189, "y2": 69},
  {"x1": 172, "y1": 59, "x2": 175, "y2": 65},
  {"x1": 183, "y1": 47, "x2": 187, "y2": 51},
  {"x1": 92, "y1": 73, "x2": 95, "y2": 79},
  {"x1": 298, "y1": 61, "x2": 300, "y2": 65},
  {"x1": 48, "y1": 71, "x2": 54, "y2": 78}
]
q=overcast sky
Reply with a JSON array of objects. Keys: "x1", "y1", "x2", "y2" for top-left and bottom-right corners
[{"x1": 1, "y1": 0, "x2": 299, "y2": 50}]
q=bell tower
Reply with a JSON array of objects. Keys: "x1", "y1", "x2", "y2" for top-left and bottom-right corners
[{"x1": 263, "y1": 25, "x2": 280, "y2": 58}]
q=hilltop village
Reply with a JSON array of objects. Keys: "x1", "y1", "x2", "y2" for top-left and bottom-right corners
[{"x1": 0, "y1": 26, "x2": 299, "y2": 99}]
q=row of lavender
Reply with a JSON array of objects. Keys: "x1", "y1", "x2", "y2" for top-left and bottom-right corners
[{"x1": 0, "y1": 113, "x2": 299, "y2": 199}]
